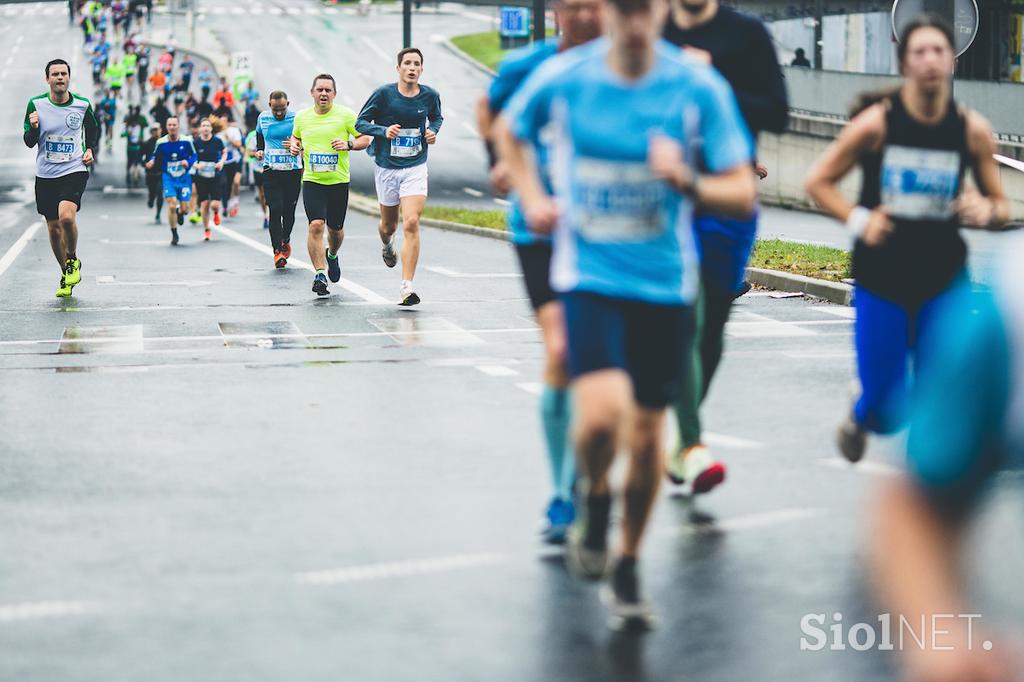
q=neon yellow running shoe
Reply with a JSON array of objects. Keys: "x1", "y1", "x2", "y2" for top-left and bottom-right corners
[
  {"x1": 63, "y1": 258, "x2": 82, "y2": 286},
  {"x1": 189, "y1": 211, "x2": 202, "y2": 224},
  {"x1": 55, "y1": 275, "x2": 72, "y2": 298}
]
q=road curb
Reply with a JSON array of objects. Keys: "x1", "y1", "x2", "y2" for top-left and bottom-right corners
[
  {"x1": 439, "y1": 38, "x2": 497, "y2": 78},
  {"x1": 745, "y1": 267, "x2": 853, "y2": 305},
  {"x1": 348, "y1": 193, "x2": 510, "y2": 241}
]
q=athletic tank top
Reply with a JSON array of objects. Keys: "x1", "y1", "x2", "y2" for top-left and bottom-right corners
[{"x1": 855, "y1": 92, "x2": 969, "y2": 307}]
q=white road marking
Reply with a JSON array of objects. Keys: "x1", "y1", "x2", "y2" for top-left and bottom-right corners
[
  {"x1": 463, "y1": 187, "x2": 484, "y2": 197},
  {"x1": 702, "y1": 432, "x2": 765, "y2": 449},
  {"x1": 676, "y1": 508, "x2": 828, "y2": 535},
  {"x1": 461, "y1": 121, "x2": 479, "y2": 137},
  {"x1": 369, "y1": 316, "x2": 485, "y2": 346},
  {"x1": 726, "y1": 311, "x2": 817, "y2": 338},
  {"x1": 0, "y1": 328, "x2": 542, "y2": 348},
  {"x1": 285, "y1": 6, "x2": 301, "y2": 13},
  {"x1": 268, "y1": 6, "x2": 282, "y2": 13},
  {"x1": 211, "y1": 6, "x2": 226, "y2": 13},
  {"x1": 95, "y1": 276, "x2": 214, "y2": 287},
  {"x1": 809, "y1": 305, "x2": 856, "y2": 319},
  {"x1": 323, "y1": 5, "x2": 338, "y2": 13},
  {"x1": 60, "y1": 325, "x2": 144, "y2": 354},
  {"x1": 295, "y1": 553, "x2": 504, "y2": 585},
  {"x1": 493, "y1": 198, "x2": 511, "y2": 207},
  {"x1": 516, "y1": 382, "x2": 544, "y2": 395},
  {"x1": 360, "y1": 36, "x2": 391, "y2": 63},
  {"x1": 231, "y1": 6, "x2": 245, "y2": 13},
  {"x1": 476, "y1": 364, "x2": 518, "y2": 377},
  {"x1": 0, "y1": 220, "x2": 43, "y2": 281},
  {"x1": 0, "y1": 601, "x2": 99, "y2": 622},
  {"x1": 818, "y1": 458, "x2": 899, "y2": 477},
  {"x1": 305, "y1": 6, "x2": 320, "y2": 13},
  {"x1": 424, "y1": 266, "x2": 520, "y2": 279},
  {"x1": 251, "y1": 5, "x2": 263, "y2": 13},
  {"x1": 213, "y1": 223, "x2": 390, "y2": 304},
  {"x1": 460, "y1": 9, "x2": 497, "y2": 23},
  {"x1": 286, "y1": 34, "x2": 316, "y2": 64}
]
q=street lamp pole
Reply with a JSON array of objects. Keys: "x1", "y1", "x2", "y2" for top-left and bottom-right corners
[
  {"x1": 533, "y1": 0, "x2": 545, "y2": 41},
  {"x1": 403, "y1": 0, "x2": 412, "y2": 47}
]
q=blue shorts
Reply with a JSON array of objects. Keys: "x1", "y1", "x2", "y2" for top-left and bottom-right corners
[
  {"x1": 562, "y1": 291, "x2": 694, "y2": 409},
  {"x1": 162, "y1": 176, "x2": 192, "y2": 202},
  {"x1": 696, "y1": 210, "x2": 758, "y2": 295}
]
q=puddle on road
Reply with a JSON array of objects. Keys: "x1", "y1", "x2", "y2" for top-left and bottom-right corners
[
  {"x1": 217, "y1": 321, "x2": 308, "y2": 349},
  {"x1": 367, "y1": 316, "x2": 484, "y2": 347},
  {"x1": 58, "y1": 325, "x2": 144, "y2": 354}
]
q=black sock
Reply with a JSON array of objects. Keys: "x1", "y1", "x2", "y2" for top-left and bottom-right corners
[
  {"x1": 613, "y1": 557, "x2": 639, "y2": 602},
  {"x1": 583, "y1": 493, "x2": 612, "y2": 551}
]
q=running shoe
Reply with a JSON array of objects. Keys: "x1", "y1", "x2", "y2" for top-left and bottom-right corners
[
  {"x1": 189, "y1": 211, "x2": 201, "y2": 224},
  {"x1": 170, "y1": 228, "x2": 179, "y2": 245},
  {"x1": 837, "y1": 413, "x2": 867, "y2": 463},
  {"x1": 326, "y1": 249, "x2": 341, "y2": 283},
  {"x1": 539, "y1": 498, "x2": 575, "y2": 545},
  {"x1": 666, "y1": 444, "x2": 726, "y2": 494},
  {"x1": 263, "y1": 217, "x2": 269, "y2": 230},
  {"x1": 203, "y1": 228, "x2": 211, "y2": 241},
  {"x1": 229, "y1": 205, "x2": 239, "y2": 218},
  {"x1": 63, "y1": 258, "x2": 82, "y2": 286},
  {"x1": 382, "y1": 237, "x2": 397, "y2": 268},
  {"x1": 213, "y1": 210, "x2": 221, "y2": 226},
  {"x1": 147, "y1": 196, "x2": 154, "y2": 209},
  {"x1": 399, "y1": 280, "x2": 420, "y2": 307},
  {"x1": 274, "y1": 250, "x2": 287, "y2": 269},
  {"x1": 154, "y1": 214, "x2": 161, "y2": 224},
  {"x1": 176, "y1": 208, "x2": 185, "y2": 226},
  {"x1": 281, "y1": 241, "x2": 291, "y2": 259},
  {"x1": 312, "y1": 272, "x2": 329, "y2": 296},
  {"x1": 601, "y1": 558, "x2": 656, "y2": 632},
  {"x1": 55, "y1": 275, "x2": 72, "y2": 298},
  {"x1": 566, "y1": 493, "x2": 612, "y2": 581}
]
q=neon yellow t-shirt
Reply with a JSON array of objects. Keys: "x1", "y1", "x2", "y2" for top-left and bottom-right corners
[{"x1": 292, "y1": 104, "x2": 359, "y2": 185}]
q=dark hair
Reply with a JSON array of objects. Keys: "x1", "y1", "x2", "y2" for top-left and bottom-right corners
[
  {"x1": 896, "y1": 14, "x2": 955, "y2": 63},
  {"x1": 310, "y1": 73, "x2": 336, "y2": 91},
  {"x1": 397, "y1": 47, "x2": 423, "y2": 66},
  {"x1": 849, "y1": 15, "x2": 956, "y2": 116},
  {"x1": 269, "y1": 90, "x2": 288, "y2": 101},
  {"x1": 605, "y1": 0, "x2": 654, "y2": 15},
  {"x1": 45, "y1": 58, "x2": 70, "y2": 78}
]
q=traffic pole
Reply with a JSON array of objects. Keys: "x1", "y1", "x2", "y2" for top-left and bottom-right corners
[
  {"x1": 533, "y1": 0, "x2": 544, "y2": 41},
  {"x1": 403, "y1": 0, "x2": 412, "y2": 48}
]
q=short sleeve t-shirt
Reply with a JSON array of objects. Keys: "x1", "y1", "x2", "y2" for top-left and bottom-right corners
[{"x1": 291, "y1": 104, "x2": 360, "y2": 185}]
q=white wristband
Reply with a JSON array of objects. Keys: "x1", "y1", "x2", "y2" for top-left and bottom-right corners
[{"x1": 845, "y1": 206, "x2": 871, "y2": 237}]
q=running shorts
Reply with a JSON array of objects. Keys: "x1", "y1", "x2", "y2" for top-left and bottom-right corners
[
  {"x1": 162, "y1": 176, "x2": 192, "y2": 202},
  {"x1": 222, "y1": 162, "x2": 241, "y2": 182},
  {"x1": 562, "y1": 291, "x2": 694, "y2": 409},
  {"x1": 253, "y1": 170, "x2": 264, "y2": 188},
  {"x1": 515, "y1": 242, "x2": 556, "y2": 311},
  {"x1": 302, "y1": 181, "x2": 349, "y2": 230},
  {"x1": 195, "y1": 175, "x2": 223, "y2": 203},
  {"x1": 35, "y1": 171, "x2": 89, "y2": 221},
  {"x1": 373, "y1": 163, "x2": 427, "y2": 207}
]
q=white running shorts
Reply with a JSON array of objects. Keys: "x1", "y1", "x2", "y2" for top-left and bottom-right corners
[{"x1": 373, "y1": 163, "x2": 428, "y2": 207}]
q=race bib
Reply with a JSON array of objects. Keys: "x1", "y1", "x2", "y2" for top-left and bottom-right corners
[
  {"x1": 197, "y1": 162, "x2": 216, "y2": 178},
  {"x1": 571, "y1": 159, "x2": 667, "y2": 241},
  {"x1": 390, "y1": 128, "x2": 422, "y2": 158},
  {"x1": 881, "y1": 146, "x2": 960, "y2": 221},
  {"x1": 267, "y1": 148, "x2": 295, "y2": 171},
  {"x1": 166, "y1": 159, "x2": 186, "y2": 178},
  {"x1": 309, "y1": 151, "x2": 338, "y2": 173},
  {"x1": 44, "y1": 134, "x2": 77, "y2": 163}
]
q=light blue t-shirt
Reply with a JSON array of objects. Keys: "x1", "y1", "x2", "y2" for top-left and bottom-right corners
[
  {"x1": 488, "y1": 40, "x2": 560, "y2": 246},
  {"x1": 505, "y1": 39, "x2": 753, "y2": 305},
  {"x1": 256, "y1": 110, "x2": 302, "y2": 172}
]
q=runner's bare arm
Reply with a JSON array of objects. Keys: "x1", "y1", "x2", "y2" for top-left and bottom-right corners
[{"x1": 954, "y1": 111, "x2": 1009, "y2": 229}]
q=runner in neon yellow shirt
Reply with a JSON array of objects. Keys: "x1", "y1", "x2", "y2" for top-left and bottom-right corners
[{"x1": 290, "y1": 73, "x2": 369, "y2": 297}]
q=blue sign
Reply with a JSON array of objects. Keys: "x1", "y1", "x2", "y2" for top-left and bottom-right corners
[{"x1": 500, "y1": 6, "x2": 531, "y2": 38}]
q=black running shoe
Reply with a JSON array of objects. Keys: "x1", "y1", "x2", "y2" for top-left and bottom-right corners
[
  {"x1": 312, "y1": 272, "x2": 329, "y2": 296},
  {"x1": 601, "y1": 558, "x2": 656, "y2": 632},
  {"x1": 170, "y1": 228, "x2": 179, "y2": 246},
  {"x1": 177, "y1": 208, "x2": 185, "y2": 226},
  {"x1": 326, "y1": 249, "x2": 341, "y2": 283}
]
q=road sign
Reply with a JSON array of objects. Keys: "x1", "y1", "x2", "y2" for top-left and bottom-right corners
[
  {"x1": 891, "y1": 0, "x2": 979, "y2": 57},
  {"x1": 231, "y1": 51, "x2": 253, "y2": 99},
  {"x1": 500, "y1": 6, "x2": 531, "y2": 38}
]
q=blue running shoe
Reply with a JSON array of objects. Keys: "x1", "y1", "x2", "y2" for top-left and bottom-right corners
[
  {"x1": 326, "y1": 249, "x2": 341, "y2": 283},
  {"x1": 312, "y1": 272, "x2": 329, "y2": 296},
  {"x1": 539, "y1": 498, "x2": 575, "y2": 545}
]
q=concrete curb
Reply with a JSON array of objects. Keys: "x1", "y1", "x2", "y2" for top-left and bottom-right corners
[
  {"x1": 439, "y1": 38, "x2": 497, "y2": 78},
  {"x1": 348, "y1": 193, "x2": 510, "y2": 241},
  {"x1": 745, "y1": 267, "x2": 853, "y2": 305}
]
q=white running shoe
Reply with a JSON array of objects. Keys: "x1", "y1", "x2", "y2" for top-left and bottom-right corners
[{"x1": 666, "y1": 444, "x2": 726, "y2": 495}]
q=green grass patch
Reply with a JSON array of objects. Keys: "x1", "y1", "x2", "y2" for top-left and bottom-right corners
[
  {"x1": 750, "y1": 239, "x2": 851, "y2": 282},
  {"x1": 452, "y1": 30, "x2": 556, "y2": 71},
  {"x1": 422, "y1": 205, "x2": 508, "y2": 230}
]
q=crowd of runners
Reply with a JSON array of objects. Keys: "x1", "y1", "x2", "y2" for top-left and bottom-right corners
[{"x1": 22, "y1": 0, "x2": 1023, "y2": 676}]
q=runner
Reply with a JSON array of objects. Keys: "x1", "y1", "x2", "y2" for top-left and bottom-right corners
[
  {"x1": 804, "y1": 16, "x2": 1008, "y2": 463},
  {"x1": 145, "y1": 116, "x2": 197, "y2": 245},
  {"x1": 192, "y1": 117, "x2": 226, "y2": 241},
  {"x1": 136, "y1": 46, "x2": 150, "y2": 97},
  {"x1": 106, "y1": 55, "x2": 125, "y2": 99},
  {"x1": 476, "y1": 0, "x2": 603, "y2": 544},
  {"x1": 123, "y1": 48, "x2": 137, "y2": 101},
  {"x1": 122, "y1": 104, "x2": 147, "y2": 186},
  {"x1": 290, "y1": 73, "x2": 369, "y2": 296},
  {"x1": 255, "y1": 90, "x2": 303, "y2": 269},
  {"x1": 356, "y1": 47, "x2": 443, "y2": 306},
  {"x1": 245, "y1": 127, "x2": 269, "y2": 230},
  {"x1": 23, "y1": 58, "x2": 100, "y2": 298},
  {"x1": 498, "y1": 0, "x2": 755, "y2": 628},
  {"x1": 216, "y1": 113, "x2": 244, "y2": 217},
  {"x1": 871, "y1": 235, "x2": 1022, "y2": 682},
  {"x1": 661, "y1": 0, "x2": 788, "y2": 494},
  {"x1": 97, "y1": 89, "x2": 117, "y2": 152},
  {"x1": 140, "y1": 123, "x2": 163, "y2": 223}
]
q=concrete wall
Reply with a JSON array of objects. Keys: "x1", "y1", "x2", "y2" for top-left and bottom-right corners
[{"x1": 782, "y1": 66, "x2": 1024, "y2": 136}]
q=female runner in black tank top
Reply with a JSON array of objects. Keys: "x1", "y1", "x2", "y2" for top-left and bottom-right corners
[{"x1": 805, "y1": 16, "x2": 1008, "y2": 463}]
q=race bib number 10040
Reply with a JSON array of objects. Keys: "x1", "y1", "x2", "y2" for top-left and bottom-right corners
[{"x1": 309, "y1": 151, "x2": 338, "y2": 173}]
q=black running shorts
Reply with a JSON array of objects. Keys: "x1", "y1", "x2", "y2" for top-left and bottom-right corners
[
  {"x1": 302, "y1": 181, "x2": 349, "y2": 230},
  {"x1": 35, "y1": 171, "x2": 89, "y2": 221},
  {"x1": 515, "y1": 242, "x2": 556, "y2": 311}
]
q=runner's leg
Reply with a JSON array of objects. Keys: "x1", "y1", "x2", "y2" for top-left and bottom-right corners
[{"x1": 398, "y1": 194, "x2": 425, "y2": 282}]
